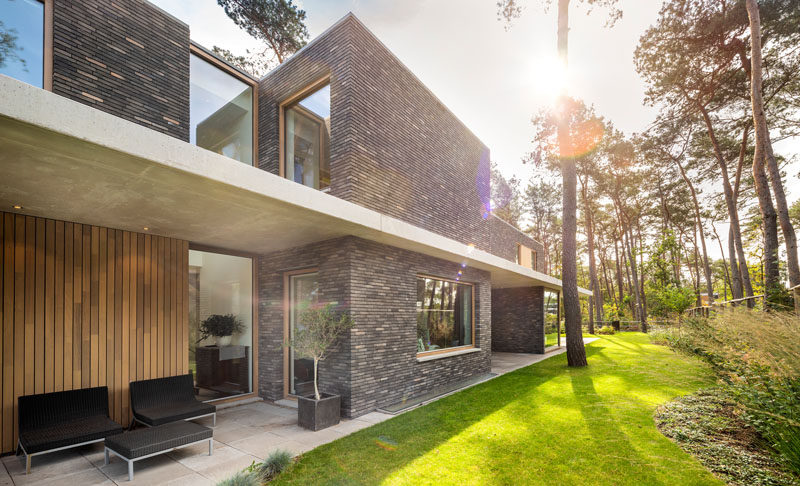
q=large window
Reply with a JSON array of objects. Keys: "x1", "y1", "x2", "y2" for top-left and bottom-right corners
[
  {"x1": 189, "y1": 249, "x2": 253, "y2": 400},
  {"x1": 288, "y1": 271, "x2": 319, "y2": 396},
  {"x1": 190, "y1": 51, "x2": 254, "y2": 165},
  {"x1": 0, "y1": 0, "x2": 45, "y2": 88},
  {"x1": 283, "y1": 83, "x2": 330, "y2": 190},
  {"x1": 544, "y1": 290, "x2": 561, "y2": 348},
  {"x1": 416, "y1": 276, "x2": 474, "y2": 354}
]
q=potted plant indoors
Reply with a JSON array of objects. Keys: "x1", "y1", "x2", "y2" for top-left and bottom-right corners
[
  {"x1": 199, "y1": 314, "x2": 244, "y2": 346},
  {"x1": 288, "y1": 302, "x2": 353, "y2": 431}
]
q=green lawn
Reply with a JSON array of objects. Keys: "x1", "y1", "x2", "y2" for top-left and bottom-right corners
[
  {"x1": 544, "y1": 331, "x2": 564, "y2": 347},
  {"x1": 274, "y1": 334, "x2": 721, "y2": 485}
]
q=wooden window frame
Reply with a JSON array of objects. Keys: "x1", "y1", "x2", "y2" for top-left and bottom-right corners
[
  {"x1": 43, "y1": 0, "x2": 53, "y2": 91},
  {"x1": 189, "y1": 44, "x2": 259, "y2": 167},
  {"x1": 278, "y1": 76, "x2": 331, "y2": 183},
  {"x1": 282, "y1": 267, "x2": 319, "y2": 398},
  {"x1": 416, "y1": 274, "x2": 477, "y2": 358},
  {"x1": 187, "y1": 243, "x2": 259, "y2": 404},
  {"x1": 531, "y1": 249, "x2": 537, "y2": 271}
]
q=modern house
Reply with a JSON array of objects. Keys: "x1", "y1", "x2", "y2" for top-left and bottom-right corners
[{"x1": 0, "y1": 0, "x2": 589, "y2": 454}]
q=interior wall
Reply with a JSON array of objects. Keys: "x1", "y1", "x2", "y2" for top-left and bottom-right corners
[{"x1": 0, "y1": 211, "x2": 189, "y2": 453}]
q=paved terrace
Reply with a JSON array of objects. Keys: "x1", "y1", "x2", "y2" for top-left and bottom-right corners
[{"x1": 0, "y1": 340, "x2": 596, "y2": 486}]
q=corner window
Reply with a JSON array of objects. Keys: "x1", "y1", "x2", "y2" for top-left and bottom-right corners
[
  {"x1": 0, "y1": 0, "x2": 45, "y2": 88},
  {"x1": 515, "y1": 244, "x2": 522, "y2": 265},
  {"x1": 190, "y1": 52, "x2": 254, "y2": 165},
  {"x1": 416, "y1": 276, "x2": 474, "y2": 354},
  {"x1": 531, "y1": 250, "x2": 537, "y2": 270},
  {"x1": 283, "y1": 83, "x2": 330, "y2": 190}
]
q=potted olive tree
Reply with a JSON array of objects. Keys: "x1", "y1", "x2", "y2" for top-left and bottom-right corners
[{"x1": 288, "y1": 302, "x2": 353, "y2": 431}]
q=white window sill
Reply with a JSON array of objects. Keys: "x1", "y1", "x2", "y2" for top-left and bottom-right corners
[{"x1": 416, "y1": 347, "x2": 481, "y2": 362}]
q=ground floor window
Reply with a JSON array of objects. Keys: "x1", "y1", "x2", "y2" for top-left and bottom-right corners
[
  {"x1": 544, "y1": 290, "x2": 560, "y2": 347},
  {"x1": 189, "y1": 249, "x2": 253, "y2": 400},
  {"x1": 416, "y1": 276, "x2": 474, "y2": 354},
  {"x1": 288, "y1": 271, "x2": 319, "y2": 396}
]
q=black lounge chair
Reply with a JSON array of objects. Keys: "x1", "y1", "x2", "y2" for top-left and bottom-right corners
[
  {"x1": 17, "y1": 386, "x2": 123, "y2": 474},
  {"x1": 129, "y1": 372, "x2": 216, "y2": 428}
]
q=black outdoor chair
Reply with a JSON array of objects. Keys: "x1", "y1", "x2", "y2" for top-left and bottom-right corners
[
  {"x1": 17, "y1": 386, "x2": 123, "y2": 474},
  {"x1": 129, "y1": 372, "x2": 216, "y2": 428}
]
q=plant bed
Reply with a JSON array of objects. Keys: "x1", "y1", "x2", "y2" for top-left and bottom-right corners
[
  {"x1": 298, "y1": 393, "x2": 341, "y2": 431},
  {"x1": 654, "y1": 388, "x2": 799, "y2": 486}
]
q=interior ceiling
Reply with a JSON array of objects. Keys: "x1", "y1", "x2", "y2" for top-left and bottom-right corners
[{"x1": 0, "y1": 112, "x2": 581, "y2": 294}]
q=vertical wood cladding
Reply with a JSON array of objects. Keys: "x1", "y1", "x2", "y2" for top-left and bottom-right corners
[
  {"x1": 52, "y1": 0, "x2": 190, "y2": 141},
  {"x1": 491, "y1": 286, "x2": 545, "y2": 354},
  {"x1": 257, "y1": 236, "x2": 491, "y2": 418},
  {"x1": 0, "y1": 212, "x2": 189, "y2": 454}
]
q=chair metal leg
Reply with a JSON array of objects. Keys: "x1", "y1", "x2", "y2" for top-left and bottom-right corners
[
  {"x1": 25, "y1": 453, "x2": 31, "y2": 474},
  {"x1": 128, "y1": 460, "x2": 134, "y2": 481},
  {"x1": 212, "y1": 413, "x2": 216, "y2": 427},
  {"x1": 104, "y1": 448, "x2": 109, "y2": 466},
  {"x1": 208, "y1": 439, "x2": 213, "y2": 456}
]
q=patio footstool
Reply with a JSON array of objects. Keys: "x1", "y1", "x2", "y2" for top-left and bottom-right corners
[{"x1": 104, "y1": 421, "x2": 213, "y2": 481}]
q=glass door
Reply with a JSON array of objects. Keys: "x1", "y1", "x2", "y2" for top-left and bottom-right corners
[
  {"x1": 289, "y1": 272, "x2": 319, "y2": 396},
  {"x1": 189, "y1": 249, "x2": 253, "y2": 401}
]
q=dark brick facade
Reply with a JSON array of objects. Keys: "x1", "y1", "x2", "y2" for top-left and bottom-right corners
[
  {"x1": 52, "y1": 0, "x2": 190, "y2": 140},
  {"x1": 257, "y1": 236, "x2": 491, "y2": 417},
  {"x1": 491, "y1": 286, "x2": 545, "y2": 354},
  {"x1": 489, "y1": 216, "x2": 546, "y2": 272}
]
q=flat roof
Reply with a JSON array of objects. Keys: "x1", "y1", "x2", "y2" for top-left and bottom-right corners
[{"x1": 0, "y1": 75, "x2": 590, "y2": 295}]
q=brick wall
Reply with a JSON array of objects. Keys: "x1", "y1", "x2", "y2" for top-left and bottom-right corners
[
  {"x1": 258, "y1": 15, "x2": 490, "y2": 249},
  {"x1": 489, "y1": 216, "x2": 546, "y2": 272},
  {"x1": 491, "y1": 286, "x2": 545, "y2": 354},
  {"x1": 52, "y1": 0, "x2": 189, "y2": 141},
  {"x1": 256, "y1": 235, "x2": 491, "y2": 417}
]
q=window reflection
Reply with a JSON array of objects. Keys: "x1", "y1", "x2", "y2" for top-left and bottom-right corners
[
  {"x1": 0, "y1": 0, "x2": 44, "y2": 88},
  {"x1": 416, "y1": 276, "x2": 473, "y2": 353},
  {"x1": 190, "y1": 53, "x2": 253, "y2": 165},
  {"x1": 285, "y1": 84, "x2": 330, "y2": 190}
]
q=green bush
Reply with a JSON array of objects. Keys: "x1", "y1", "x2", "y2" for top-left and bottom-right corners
[
  {"x1": 216, "y1": 470, "x2": 262, "y2": 486},
  {"x1": 258, "y1": 449, "x2": 293, "y2": 479},
  {"x1": 666, "y1": 309, "x2": 800, "y2": 474},
  {"x1": 596, "y1": 326, "x2": 615, "y2": 335}
]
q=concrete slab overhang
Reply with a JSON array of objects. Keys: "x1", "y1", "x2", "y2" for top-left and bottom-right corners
[{"x1": 0, "y1": 75, "x2": 591, "y2": 296}]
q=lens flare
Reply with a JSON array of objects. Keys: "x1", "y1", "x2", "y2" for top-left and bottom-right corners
[{"x1": 376, "y1": 435, "x2": 397, "y2": 451}]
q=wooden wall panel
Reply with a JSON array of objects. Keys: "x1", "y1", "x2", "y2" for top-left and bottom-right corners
[{"x1": 0, "y1": 212, "x2": 188, "y2": 453}]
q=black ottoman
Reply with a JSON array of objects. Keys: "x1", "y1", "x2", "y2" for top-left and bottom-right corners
[{"x1": 104, "y1": 421, "x2": 213, "y2": 481}]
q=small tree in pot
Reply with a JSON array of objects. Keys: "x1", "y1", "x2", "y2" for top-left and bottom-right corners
[
  {"x1": 288, "y1": 302, "x2": 353, "y2": 431},
  {"x1": 198, "y1": 314, "x2": 244, "y2": 346}
]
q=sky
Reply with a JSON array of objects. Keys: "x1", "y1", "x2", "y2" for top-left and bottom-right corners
[{"x1": 150, "y1": 0, "x2": 799, "y2": 260}]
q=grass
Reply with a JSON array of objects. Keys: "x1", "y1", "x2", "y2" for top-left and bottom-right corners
[
  {"x1": 544, "y1": 331, "x2": 562, "y2": 347},
  {"x1": 274, "y1": 334, "x2": 722, "y2": 485}
]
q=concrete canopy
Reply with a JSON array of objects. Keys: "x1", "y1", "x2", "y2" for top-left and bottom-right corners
[{"x1": 0, "y1": 75, "x2": 591, "y2": 296}]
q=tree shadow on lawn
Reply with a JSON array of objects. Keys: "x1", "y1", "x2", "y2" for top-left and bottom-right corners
[{"x1": 275, "y1": 336, "x2": 716, "y2": 485}]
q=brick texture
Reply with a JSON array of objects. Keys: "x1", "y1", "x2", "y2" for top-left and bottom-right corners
[
  {"x1": 257, "y1": 236, "x2": 491, "y2": 417},
  {"x1": 489, "y1": 216, "x2": 546, "y2": 272},
  {"x1": 491, "y1": 286, "x2": 545, "y2": 354},
  {"x1": 52, "y1": 0, "x2": 189, "y2": 141}
]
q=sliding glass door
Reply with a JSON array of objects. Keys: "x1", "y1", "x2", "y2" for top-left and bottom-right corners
[
  {"x1": 189, "y1": 249, "x2": 253, "y2": 401},
  {"x1": 289, "y1": 271, "x2": 319, "y2": 396}
]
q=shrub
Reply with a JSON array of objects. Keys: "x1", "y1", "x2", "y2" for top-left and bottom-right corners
[
  {"x1": 259, "y1": 449, "x2": 293, "y2": 479},
  {"x1": 216, "y1": 470, "x2": 262, "y2": 486},
  {"x1": 665, "y1": 308, "x2": 800, "y2": 474},
  {"x1": 596, "y1": 326, "x2": 615, "y2": 335}
]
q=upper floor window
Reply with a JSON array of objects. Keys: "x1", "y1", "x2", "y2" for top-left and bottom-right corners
[
  {"x1": 190, "y1": 51, "x2": 254, "y2": 165},
  {"x1": 283, "y1": 82, "x2": 330, "y2": 190},
  {"x1": 0, "y1": 0, "x2": 45, "y2": 88},
  {"x1": 531, "y1": 250, "x2": 537, "y2": 270}
]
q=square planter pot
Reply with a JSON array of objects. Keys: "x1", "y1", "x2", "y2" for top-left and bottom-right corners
[{"x1": 298, "y1": 393, "x2": 341, "y2": 431}]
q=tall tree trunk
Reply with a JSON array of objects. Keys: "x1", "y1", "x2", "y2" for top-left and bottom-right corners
[
  {"x1": 557, "y1": 0, "x2": 586, "y2": 366},
  {"x1": 580, "y1": 176, "x2": 601, "y2": 333},
  {"x1": 614, "y1": 235, "x2": 624, "y2": 305},
  {"x1": 698, "y1": 106, "x2": 755, "y2": 301},
  {"x1": 712, "y1": 222, "x2": 732, "y2": 300},
  {"x1": 728, "y1": 226, "x2": 744, "y2": 300},
  {"x1": 746, "y1": 0, "x2": 780, "y2": 301},
  {"x1": 673, "y1": 158, "x2": 715, "y2": 304},
  {"x1": 624, "y1": 222, "x2": 646, "y2": 331}
]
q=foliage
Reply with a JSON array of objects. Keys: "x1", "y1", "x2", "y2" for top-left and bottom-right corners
[
  {"x1": 259, "y1": 449, "x2": 294, "y2": 479},
  {"x1": 647, "y1": 284, "x2": 696, "y2": 318},
  {"x1": 655, "y1": 388, "x2": 799, "y2": 486},
  {"x1": 286, "y1": 302, "x2": 353, "y2": 400},
  {"x1": 603, "y1": 302, "x2": 623, "y2": 320},
  {"x1": 0, "y1": 21, "x2": 23, "y2": 70},
  {"x1": 273, "y1": 334, "x2": 719, "y2": 485},
  {"x1": 666, "y1": 308, "x2": 800, "y2": 474},
  {"x1": 199, "y1": 314, "x2": 244, "y2": 341},
  {"x1": 595, "y1": 325, "x2": 615, "y2": 335},
  {"x1": 215, "y1": 0, "x2": 309, "y2": 75},
  {"x1": 216, "y1": 469, "x2": 263, "y2": 486}
]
